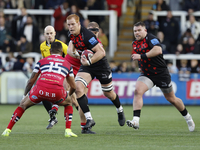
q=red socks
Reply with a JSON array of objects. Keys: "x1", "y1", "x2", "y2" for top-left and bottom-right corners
[
  {"x1": 81, "y1": 122, "x2": 86, "y2": 130},
  {"x1": 64, "y1": 105, "x2": 73, "y2": 129},
  {"x1": 52, "y1": 104, "x2": 59, "y2": 112},
  {"x1": 7, "y1": 106, "x2": 25, "y2": 130}
]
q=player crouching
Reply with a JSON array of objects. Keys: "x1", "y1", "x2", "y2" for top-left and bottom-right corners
[{"x1": 2, "y1": 42, "x2": 77, "y2": 137}]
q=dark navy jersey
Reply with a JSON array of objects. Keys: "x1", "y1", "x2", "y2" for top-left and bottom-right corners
[
  {"x1": 67, "y1": 26, "x2": 107, "y2": 67},
  {"x1": 132, "y1": 33, "x2": 168, "y2": 76}
]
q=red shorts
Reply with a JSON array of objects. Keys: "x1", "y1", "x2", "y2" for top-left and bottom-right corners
[{"x1": 29, "y1": 85, "x2": 67, "y2": 104}]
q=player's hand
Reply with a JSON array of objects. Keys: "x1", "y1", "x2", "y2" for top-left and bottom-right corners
[
  {"x1": 72, "y1": 50, "x2": 80, "y2": 59},
  {"x1": 131, "y1": 54, "x2": 141, "y2": 60},
  {"x1": 81, "y1": 55, "x2": 90, "y2": 66}
]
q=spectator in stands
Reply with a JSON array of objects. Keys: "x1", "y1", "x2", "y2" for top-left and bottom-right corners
[
  {"x1": 109, "y1": 60, "x2": 117, "y2": 72},
  {"x1": 83, "y1": 18, "x2": 90, "y2": 28},
  {"x1": 3, "y1": 56, "x2": 15, "y2": 71},
  {"x1": 176, "y1": 43, "x2": 185, "y2": 55},
  {"x1": 106, "y1": 0, "x2": 123, "y2": 35},
  {"x1": 11, "y1": 0, "x2": 26, "y2": 9},
  {"x1": 53, "y1": 0, "x2": 70, "y2": 37},
  {"x1": 66, "y1": 4, "x2": 84, "y2": 26},
  {"x1": 156, "y1": 31, "x2": 171, "y2": 54},
  {"x1": 22, "y1": 57, "x2": 35, "y2": 76},
  {"x1": 159, "y1": 11, "x2": 180, "y2": 54},
  {"x1": 98, "y1": 28, "x2": 108, "y2": 51},
  {"x1": 45, "y1": 0, "x2": 64, "y2": 9},
  {"x1": 184, "y1": 14, "x2": 200, "y2": 40},
  {"x1": 169, "y1": 0, "x2": 183, "y2": 11},
  {"x1": 180, "y1": 28, "x2": 194, "y2": 45},
  {"x1": 0, "y1": 0, "x2": 5, "y2": 9},
  {"x1": 32, "y1": 0, "x2": 47, "y2": 29},
  {"x1": 116, "y1": 61, "x2": 129, "y2": 73},
  {"x1": 16, "y1": 34, "x2": 32, "y2": 54},
  {"x1": 190, "y1": 59, "x2": 200, "y2": 73},
  {"x1": 12, "y1": 8, "x2": 31, "y2": 40},
  {"x1": 152, "y1": 0, "x2": 170, "y2": 11},
  {"x1": 178, "y1": 59, "x2": 191, "y2": 81},
  {"x1": 0, "y1": 17, "x2": 11, "y2": 52},
  {"x1": 85, "y1": 0, "x2": 105, "y2": 25},
  {"x1": 13, "y1": 55, "x2": 24, "y2": 71},
  {"x1": 58, "y1": 21, "x2": 69, "y2": 42},
  {"x1": 183, "y1": 0, "x2": 200, "y2": 14},
  {"x1": 19, "y1": 15, "x2": 40, "y2": 53},
  {"x1": 143, "y1": 12, "x2": 159, "y2": 36},
  {"x1": 3, "y1": 0, "x2": 13, "y2": 9},
  {"x1": 129, "y1": 60, "x2": 139, "y2": 73},
  {"x1": 167, "y1": 60, "x2": 178, "y2": 74},
  {"x1": 185, "y1": 36, "x2": 199, "y2": 54}
]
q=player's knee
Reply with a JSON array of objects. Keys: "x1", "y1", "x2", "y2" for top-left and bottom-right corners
[
  {"x1": 134, "y1": 88, "x2": 142, "y2": 96},
  {"x1": 103, "y1": 90, "x2": 115, "y2": 100}
]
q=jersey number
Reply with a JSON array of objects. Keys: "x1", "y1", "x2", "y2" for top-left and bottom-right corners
[{"x1": 48, "y1": 62, "x2": 63, "y2": 74}]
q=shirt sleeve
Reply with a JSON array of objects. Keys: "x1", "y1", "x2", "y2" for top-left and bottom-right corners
[
  {"x1": 84, "y1": 30, "x2": 99, "y2": 50},
  {"x1": 33, "y1": 62, "x2": 40, "y2": 73},
  {"x1": 148, "y1": 34, "x2": 162, "y2": 49}
]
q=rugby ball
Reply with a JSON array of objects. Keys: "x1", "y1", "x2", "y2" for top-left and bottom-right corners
[{"x1": 81, "y1": 50, "x2": 94, "y2": 60}]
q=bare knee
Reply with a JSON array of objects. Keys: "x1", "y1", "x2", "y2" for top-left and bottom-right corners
[{"x1": 103, "y1": 90, "x2": 115, "y2": 100}]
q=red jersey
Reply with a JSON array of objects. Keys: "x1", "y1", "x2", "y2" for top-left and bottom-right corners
[
  {"x1": 33, "y1": 54, "x2": 74, "y2": 89},
  {"x1": 65, "y1": 54, "x2": 81, "y2": 76}
]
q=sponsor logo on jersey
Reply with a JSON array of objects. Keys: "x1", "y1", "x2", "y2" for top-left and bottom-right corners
[
  {"x1": 89, "y1": 37, "x2": 98, "y2": 45},
  {"x1": 32, "y1": 95, "x2": 38, "y2": 99},
  {"x1": 151, "y1": 38, "x2": 159, "y2": 45}
]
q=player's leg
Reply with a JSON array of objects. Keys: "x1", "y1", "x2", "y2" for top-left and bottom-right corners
[
  {"x1": 58, "y1": 92, "x2": 77, "y2": 137},
  {"x1": 46, "y1": 79, "x2": 69, "y2": 129},
  {"x1": 162, "y1": 88, "x2": 195, "y2": 132},
  {"x1": 75, "y1": 72, "x2": 95, "y2": 129},
  {"x1": 101, "y1": 81, "x2": 126, "y2": 126},
  {"x1": 126, "y1": 76, "x2": 153, "y2": 129},
  {"x1": 2, "y1": 95, "x2": 36, "y2": 136}
]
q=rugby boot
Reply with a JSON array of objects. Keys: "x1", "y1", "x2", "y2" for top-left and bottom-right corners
[
  {"x1": 2, "y1": 128, "x2": 11, "y2": 136},
  {"x1": 83, "y1": 119, "x2": 95, "y2": 129},
  {"x1": 126, "y1": 120, "x2": 139, "y2": 129}
]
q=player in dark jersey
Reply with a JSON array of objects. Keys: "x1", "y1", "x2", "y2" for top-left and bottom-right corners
[
  {"x1": 66, "y1": 14, "x2": 126, "y2": 130},
  {"x1": 126, "y1": 22, "x2": 195, "y2": 132},
  {"x1": 2, "y1": 42, "x2": 78, "y2": 137}
]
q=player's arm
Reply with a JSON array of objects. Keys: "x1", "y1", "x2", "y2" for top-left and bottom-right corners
[
  {"x1": 67, "y1": 40, "x2": 80, "y2": 59},
  {"x1": 66, "y1": 76, "x2": 76, "y2": 96},
  {"x1": 24, "y1": 72, "x2": 40, "y2": 95},
  {"x1": 132, "y1": 46, "x2": 162, "y2": 60},
  {"x1": 90, "y1": 43, "x2": 105, "y2": 63}
]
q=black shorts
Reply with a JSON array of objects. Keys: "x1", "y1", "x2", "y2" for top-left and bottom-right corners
[
  {"x1": 78, "y1": 58, "x2": 112, "y2": 84},
  {"x1": 142, "y1": 71, "x2": 172, "y2": 89}
]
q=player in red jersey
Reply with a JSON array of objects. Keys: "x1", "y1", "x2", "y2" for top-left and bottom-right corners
[
  {"x1": 2, "y1": 42, "x2": 78, "y2": 137},
  {"x1": 126, "y1": 22, "x2": 195, "y2": 132}
]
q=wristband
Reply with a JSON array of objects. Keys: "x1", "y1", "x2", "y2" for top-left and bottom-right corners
[{"x1": 141, "y1": 53, "x2": 147, "y2": 59}]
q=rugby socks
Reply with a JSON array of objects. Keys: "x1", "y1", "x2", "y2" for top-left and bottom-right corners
[
  {"x1": 77, "y1": 94, "x2": 90, "y2": 113},
  {"x1": 134, "y1": 110, "x2": 141, "y2": 117},
  {"x1": 7, "y1": 107, "x2": 25, "y2": 130},
  {"x1": 42, "y1": 100, "x2": 52, "y2": 113},
  {"x1": 64, "y1": 105, "x2": 73, "y2": 129},
  {"x1": 81, "y1": 122, "x2": 86, "y2": 130},
  {"x1": 133, "y1": 110, "x2": 141, "y2": 123},
  {"x1": 111, "y1": 94, "x2": 121, "y2": 108},
  {"x1": 51, "y1": 104, "x2": 59, "y2": 112},
  {"x1": 180, "y1": 108, "x2": 188, "y2": 116},
  {"x1": 77, "y1": 94, "x2": 93, "y2": 120},
  {"x1": 180, "y1": 108, "x2": 191, "y2": 120}
]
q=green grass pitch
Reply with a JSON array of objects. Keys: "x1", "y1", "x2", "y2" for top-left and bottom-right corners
[{"x1": 0, "y1": 105, "x2": 199, "y2": 150}]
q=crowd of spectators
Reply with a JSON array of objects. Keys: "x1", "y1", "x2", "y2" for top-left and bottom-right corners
[
  {"x1": 0, "y1": 0, "x2": 111, "y2": 74},
  {"x1": 1, "y1": 0, "x2": 200, "y2": 78},
  {"x1": 141, "y1": 0, "x2": 200, "y2": 80}
]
